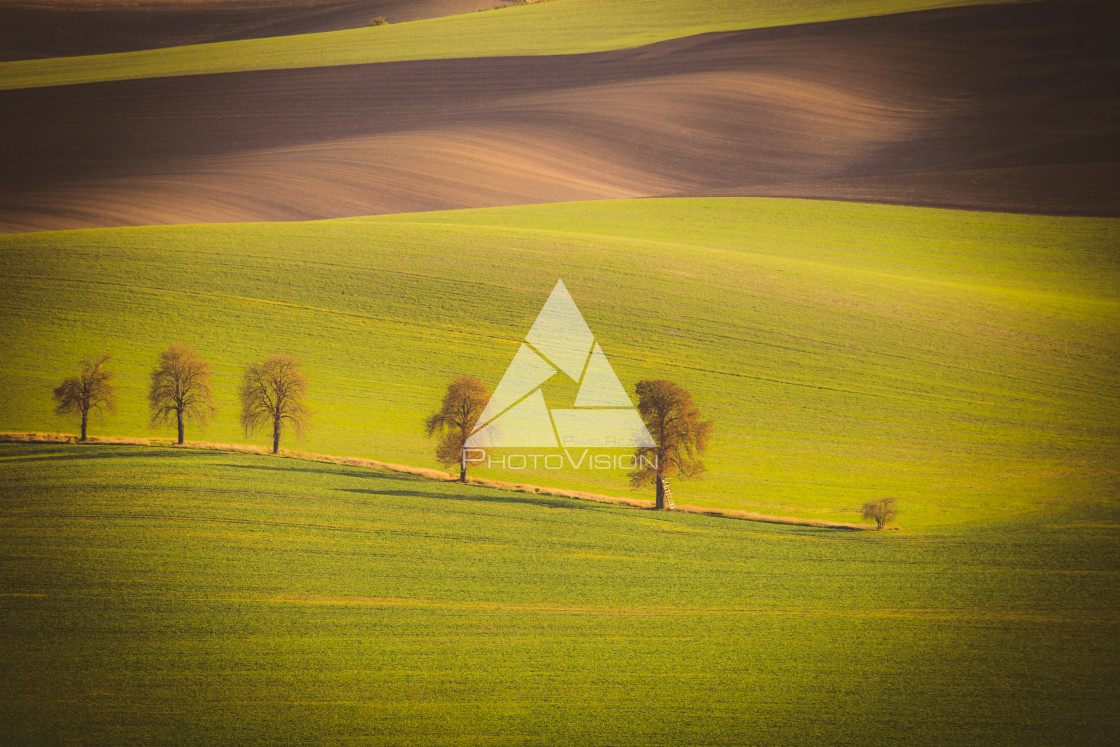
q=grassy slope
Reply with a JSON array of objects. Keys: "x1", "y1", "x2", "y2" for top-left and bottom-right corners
[
  {"x1": 0, "y1": 0, "x2": 1019, "y2": 90},
  {"x1": 0, "y1": 444, "x2": 1117, "y2": 744},
  {"x1": 0, "y1": 198, "x2": 1116, "y2": 529}
]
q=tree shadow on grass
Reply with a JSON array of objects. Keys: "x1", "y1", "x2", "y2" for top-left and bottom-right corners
[
  {"x1": 0, "y1": 445, "x2": 197, "y2": 465},
  {"x1": 338, "y1": 486, "x2": 599, "y2": 512},
  {"x1": 339, "y1": 488, "x2": 456, "y2": 500},
  {"x1": 213, "y1": 462, "x2": 428, "y2": 483}
]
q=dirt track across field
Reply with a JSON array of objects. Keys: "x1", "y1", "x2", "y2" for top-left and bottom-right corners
[{"x1": 1, "y1": 1, "x2": 1116, "y2": 233}]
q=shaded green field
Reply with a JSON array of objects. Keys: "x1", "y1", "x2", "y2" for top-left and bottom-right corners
[
  {"x1": 0, "y1": 0, "x2": 1014, "y2": 90},
  {"x1": 1, "y1": 198, "x2": 1117, "y2": 528},
  {"x1": 0, "y1": 444, "x2": 1117, "y2": 743}
]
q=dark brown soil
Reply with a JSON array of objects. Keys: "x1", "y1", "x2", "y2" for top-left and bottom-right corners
[{"x1": 0, "y1": 0, "x2": 1115, "y2": 233}]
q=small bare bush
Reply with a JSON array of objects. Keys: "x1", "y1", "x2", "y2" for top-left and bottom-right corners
[{"x1": 862, "y1": 497, "x2": 899, "y2": 530}]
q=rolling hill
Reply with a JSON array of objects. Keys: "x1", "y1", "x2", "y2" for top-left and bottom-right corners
[
  {"x1": 0, "y1": 0, "x2": 520, "y2": 62},
  {"x1": 1, "y1": 0, "x2": 1116, "y2": 233},
  {"x1": 1, "y1": 444, "x2": 1117, "y2": 743},
  {"x1": 2, "y1": 0, "x2": 1118, "y2": 741},
  {"x1": 0, "y1": 0, "x2": 1024, "y2": 85},
  {"x1": 1, "y1": 198, "x2": 1116, "y2": 529}
]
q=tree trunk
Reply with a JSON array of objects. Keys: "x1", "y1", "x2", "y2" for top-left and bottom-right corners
[
  {"x1": 80, "y1": 409, "x2": 88, "y2": 441},
  {"x1": 655, "y1": 474, "x2": 665, "y2": 510},
  {"x1": 459, "y1": 463, "x2": 467, "y2": 482},
  {"x1": 176, "y1": 409, "x2": 184, "y2": 445},
  {"x1": 272, "y1": 417, "x2": 281, "y2": 454}
]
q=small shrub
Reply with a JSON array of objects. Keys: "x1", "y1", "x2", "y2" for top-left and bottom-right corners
[
  {"x1": 370, "y1": 16, "x2": 389, "y2": 26},
  {"x1": 861, "y1": 497, "x2": 898, "y2": 530}
]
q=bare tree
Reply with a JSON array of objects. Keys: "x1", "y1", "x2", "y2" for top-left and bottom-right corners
[
  {"x1": 239, "y1": 354, "x2": 310, "y2": 454},
  {"x1": 629, "y1": 379, "x2": 713, "y2": 509},
  {"x1": 52, "y1": 355, "x2": 115, "y2": 441},
  {"x1": 862, "y1": 497, "x2": 898, "y2": 530},
  {"x1": 148, "y1": 345, "x2": 215, "y2": 445},
  {"x1": 425, "y1": 375, "x2": 489, "y2": 482}
]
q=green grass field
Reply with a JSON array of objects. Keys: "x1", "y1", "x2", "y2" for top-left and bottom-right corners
[
  {"x1": 1, "y1": 198, "x2": 1117, "y2": 529},
  {"x1": 4, "y1": 1, "x2": 1115, "y2": 740},
  {"x1": 0, "y1": 0, "x2": 1015, "y2": 90},
  {"x1": 1, "y1": 444, "x2": 1116, "y2": 744}
]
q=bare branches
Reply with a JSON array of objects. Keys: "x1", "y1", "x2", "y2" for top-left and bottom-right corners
[
  {"x1": 148, "y1": 345, "x2": 215, "y2": 444},
  {"x1": 426, "y1": 376, "x2": 489, "y2": 480},
  {"x1": 239, "y1": 354, "x2": 311, "y2": 454},
  {"x1": 629, "y1": 379, "x2": 713, "y2": 502},
  {"x1": 52, "y1": 355, "x2": 115, "y2": 440},
  {"x1": 862, "y1": 497, "x2": 899, "y2": 530}
]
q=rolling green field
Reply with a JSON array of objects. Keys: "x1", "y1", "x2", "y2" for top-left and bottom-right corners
[
  {"x1": 1, "y1": 444, "x2": 1117, "y2": 744},
  {"x1": 0, "y1": 0, "x2": 1015, "y2": 90},
  {"x1": 4, "y1": 0, "x2": 1115, "y2": 740},
  {"x1": 1, "y1": 198, "x2": 1117, "y2": 529}
]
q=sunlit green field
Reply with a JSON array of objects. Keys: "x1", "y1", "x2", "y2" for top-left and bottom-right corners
[
  {"x1": 0, "y1": 444, "x2": 1116, "y2": 744},
  {"x1": 0, "y1": 0, "x2": 1015, "y2": 90},
  {"x1": 1, "y1": 198, "x2": 1116, "y2": 528}
]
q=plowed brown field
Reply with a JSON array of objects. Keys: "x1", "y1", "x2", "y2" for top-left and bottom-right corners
[{"x1": 1, "y1": 1, "x2": 1115, "y2": 233}]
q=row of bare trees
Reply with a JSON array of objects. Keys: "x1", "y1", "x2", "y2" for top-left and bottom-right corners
[
  {"x1": 54, "y1": 356, "x2": 895, "y2": 525},
  {"x1": 52, "y1": 347, "x2": 310, "y2": 453}
]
